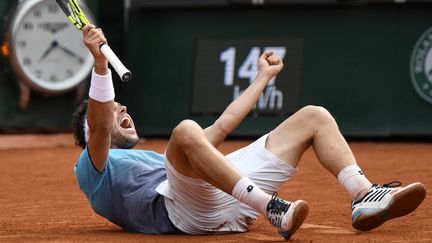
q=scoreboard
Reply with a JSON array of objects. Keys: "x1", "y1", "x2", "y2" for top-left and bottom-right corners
[{"x1": 192, "y1": 38, "x2": 303, "y2": 115}]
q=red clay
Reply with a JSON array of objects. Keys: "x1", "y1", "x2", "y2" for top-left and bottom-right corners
[{"x1": 0, "y1": 134, "x2": 430, "y2": 242}]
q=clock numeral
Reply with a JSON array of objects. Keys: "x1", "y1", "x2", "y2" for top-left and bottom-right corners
[
  {"x1": 66, "y1": 70, "x2": 74, "y2": 78},
  {"x1": 48, "y1": 4, "x2": 58, "y2": 13},
  {"x1": 35, "y1": 70, "x2": 42, "y2": 79},
  {"x1": 23, "y1": 22, "x2": 34, "y2": 31},
  {"x1": 23, "y1": 57, "x2": 32, "y2": 66},
  {"x1": 34, "y1": 9, "x2": 41, "y2": 18},
  {"x1": 18, "y1": 40, "x2": 26, "y2": 48},
  {"x1": 50, "y1": 75, "x2": 58, "y2": 82}
]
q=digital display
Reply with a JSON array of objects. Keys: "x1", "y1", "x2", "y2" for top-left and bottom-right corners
[{"x1": 192, "y1": 38, "x2": 303, "y2": 115}]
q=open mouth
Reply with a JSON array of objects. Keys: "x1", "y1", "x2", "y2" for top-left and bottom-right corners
[{"x1": 120, "y1": 116, "x2": 134, "y2": 130}]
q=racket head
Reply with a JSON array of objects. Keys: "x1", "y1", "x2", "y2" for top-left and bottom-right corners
[
  {"x1": 69, "y1": 0, "x2": 90, "y2": 26},
  {"x1": 55, "y1": 0, "x2": 89, "y2": 29}
]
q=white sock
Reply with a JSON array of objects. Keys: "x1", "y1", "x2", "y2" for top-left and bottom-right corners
[
  {"x1": 232, "y1": 177, "x2": 272, "y2": 215},
  {"x1": 338, "y1": 164, "x2": 373, "y2": 201}
]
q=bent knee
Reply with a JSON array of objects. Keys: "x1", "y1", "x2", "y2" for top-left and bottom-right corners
[
  {"x1": 299, "y1": 105, "x2": 336, "y2": 126},
  {"x1": 172, "y1": 119, "x2": 204, "y2": 145}
]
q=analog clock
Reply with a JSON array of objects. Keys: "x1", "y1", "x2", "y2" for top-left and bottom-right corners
[{"x1": 7, "y1": 0, "x2": 94, "y2": 94}]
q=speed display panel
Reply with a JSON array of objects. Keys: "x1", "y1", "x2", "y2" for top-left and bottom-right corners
[{"x1": 192, "y1": 38, "x2": 303, "y2": 115}]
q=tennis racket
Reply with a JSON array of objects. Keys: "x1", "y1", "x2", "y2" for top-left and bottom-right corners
[{"x1": 56, "y1": 0, "x2": 132, "y2": 82}]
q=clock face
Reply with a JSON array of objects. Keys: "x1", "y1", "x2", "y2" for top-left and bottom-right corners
[{"x1": 10, "y1": 0, "x2": 94, "y2": 93}]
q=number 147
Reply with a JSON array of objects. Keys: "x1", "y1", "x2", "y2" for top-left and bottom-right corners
[{"x1": 219, "y1": 47, "x2": 286, "y2": 86}]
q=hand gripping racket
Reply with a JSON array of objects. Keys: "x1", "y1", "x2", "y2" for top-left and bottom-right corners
[{"x1": 56, "y1": 0, "x2": 132, "y2": 81}]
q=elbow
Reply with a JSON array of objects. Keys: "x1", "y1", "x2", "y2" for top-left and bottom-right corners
[{"x1": 213, "y1": 117, "x2": 233, "y2": 136}]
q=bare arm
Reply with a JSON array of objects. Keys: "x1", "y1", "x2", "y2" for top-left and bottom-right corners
[
  {"x1": 82, "y1": 25, "x2": 113, "y2": 172},
  {"x1": 204, "y1": 51, "x2": 284, "y2": 147}
]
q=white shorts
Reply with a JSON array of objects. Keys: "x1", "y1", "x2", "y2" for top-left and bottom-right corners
[{"x1": 155, "y1": 134, "x2": 297, "y2": 235}]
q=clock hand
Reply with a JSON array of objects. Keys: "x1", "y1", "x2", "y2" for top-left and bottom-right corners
[
  {"x1": 39, "y1": 41, "x2": 57, "y2": 62},
  {"x1": 57, "y1": 43, "x2": 84, "y2": 63}
]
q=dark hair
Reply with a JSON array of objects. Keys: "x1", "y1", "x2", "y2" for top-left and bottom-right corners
[{"x1": 71, "y1": 99, "x2": 88, "y2": 149}]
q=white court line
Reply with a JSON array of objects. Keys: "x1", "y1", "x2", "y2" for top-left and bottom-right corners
[{"x1": 302, "y1": 223, "x2": 354, "y2": 235}]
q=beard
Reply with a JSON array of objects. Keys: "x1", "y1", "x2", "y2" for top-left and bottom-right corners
[{"x1": 110, "y1": 128, "x2": 139, "y2": 149}]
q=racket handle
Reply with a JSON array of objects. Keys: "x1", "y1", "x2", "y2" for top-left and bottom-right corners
[{"x1": 99, "y1": 43, "x2": 132, "y2": 82}]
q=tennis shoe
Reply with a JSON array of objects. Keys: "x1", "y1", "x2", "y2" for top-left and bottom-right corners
[
  {"x1": 351, "y1": 181, "x2": 426, "y2": 231},
  {"x1": 266, "y1": 192, "x2": 309, "y2": 240}
]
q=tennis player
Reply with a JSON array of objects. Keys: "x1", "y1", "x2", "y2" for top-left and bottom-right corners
[{"x1": 72, "y1": 25, "x2": 426, "y2": 240}]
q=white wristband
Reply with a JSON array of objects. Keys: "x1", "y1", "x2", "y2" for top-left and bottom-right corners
[{"x1": 89, "y1": 68, "x2": 115, "y2": 102}]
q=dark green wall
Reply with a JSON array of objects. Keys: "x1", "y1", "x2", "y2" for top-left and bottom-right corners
[
  {"x1": 1, "y1": 1, "x2": 432, "y2": 138},
  {"x1": 120, "y1": 5, "x2": 432, "y2": 137}
]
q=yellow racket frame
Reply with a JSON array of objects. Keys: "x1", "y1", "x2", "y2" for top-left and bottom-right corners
[{"x1": 67, "y1": 0, "x2": 90, "y2": 29}]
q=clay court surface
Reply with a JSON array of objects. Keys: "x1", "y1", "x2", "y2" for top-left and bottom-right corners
[{"x1": 0, "y1": 133, "x2": 431, "y2": 242}]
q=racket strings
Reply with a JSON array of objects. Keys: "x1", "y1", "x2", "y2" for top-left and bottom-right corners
[{"x1": 55, "y1": 0, "x2": 88, "y2": 29}]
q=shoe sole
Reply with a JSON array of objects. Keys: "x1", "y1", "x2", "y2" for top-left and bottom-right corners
[
  {"x1": 353, "y1": 182, "x2": 426, "y2": 231},
  {"x1": 278, "y1": 200, "x2": 309, "y2": 240}
]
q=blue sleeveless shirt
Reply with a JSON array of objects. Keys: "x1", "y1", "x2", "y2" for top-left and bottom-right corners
[{"x1": 74, "y1": 148, "x2": 182, "y2": 234}]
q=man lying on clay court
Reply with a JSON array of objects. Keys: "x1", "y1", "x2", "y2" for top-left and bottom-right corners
[{"x1": 71, "y1": 25, "x2": 426, "y2": 240}]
